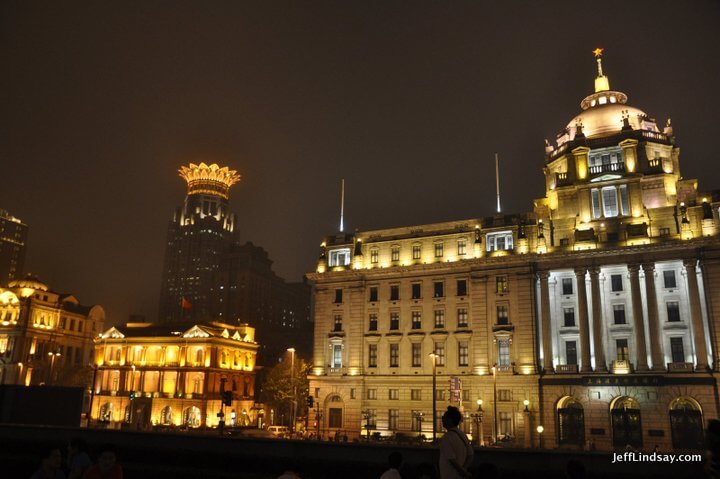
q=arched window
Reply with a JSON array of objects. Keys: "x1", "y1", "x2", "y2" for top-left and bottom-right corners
[
  {"x1": 611, "y1": 396, "x2": 642, "y2": 449},
  {"x1": 183, "y1": 406, "x2": 202, "y2": 428},
  {"x1": 557, "y1": 397, "x2": 585, "y2": 447},
  {"x1": 195, "y1": 349, "x2": 204, "y2": 364},
  {"x1": 160, "y1": 406, "x2": 173, "y2": 425},
  {"x1": 669, "y1": 397, "x2": 704, "y2": 450},
  {"x1": 99, "y1": 403, "x2": 113, "y2": 422}
]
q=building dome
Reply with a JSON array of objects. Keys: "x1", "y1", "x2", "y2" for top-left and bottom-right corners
[{"x1": 8, "y1": 273, "x2": 49, "y2": 292}]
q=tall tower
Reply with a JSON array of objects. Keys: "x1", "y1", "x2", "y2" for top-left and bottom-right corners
[
  {"x1": 0, "y1": 209, "x2": 28, "y2": 285},
  {"x1": 158, "y1": 163, "x2": 241, "y2": 323}
]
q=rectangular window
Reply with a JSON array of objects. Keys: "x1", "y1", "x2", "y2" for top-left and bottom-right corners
[
  {"x1": 659, "y1": 227, "x2": 670, "y2": 237},
  {"x1": 602, "y1": 186, "x2": 618, "y2": 217},
  {"x1": 332, "y1": 345, "x2": 342, "y2": 368},
  {"x1": 434, "y1": 243, "x2": 444, "y2": 258},
  {"x1": 412, "y1": 245, "x2": 421, "y2": 260},
  {"x1": 412, "y1": 410, "x2": 423, "y2": 432},
  {"x1": 350, "y1": 389, "x2": 356, "y2": 399},
  {"x1": 390, "y1": 344, "x2": 399, "y2": 367},
  {"x1": 498, "y1": 338, "x2": 510, "y2": 366},
  {"x1": 329, "y1": 249, "x2": 351, "y2": 267},
  {"x1": 433, "y1": 281, "x2": 444, "y2": 298},
  {"x1": 369, "y1": 313, "x2": 378, "y2": 331},
  {"x1": 619, "y1": 184, "x2": 630, "y2": 216},
  {"x1": 670, "y1": 337, "x2": 685, "y2": 363},
  {"x1": 496, "y1": 305, "x2": 509, "y2": 325},
  {"x1": 486, "y1": 231, "x2": 514, "y2": 251},
  {"x1": 457, "y1": 279, "x2": 467, "y2": 296},
  {"x1": 563, "y1": 307, "x2": 575, "y2": 327},
  {"x1": 390, "y1": 312, "x2": 400, "y2": 330},
  {"x1": 334, "y1": 289, "x2": 343, "y2": 303},
  {"x1": 499, "y1": 412, "x2": 513, "y2": 437},
  {"x1": 457, "y1": 239, "x2": 466, "y2": 256},
  {"x1": 562, "y1": 278, "x2": 573, "y2": 295},
  {"x1": 333, "y1": 314, "x2": 342, "y2": 332},
  {"x1": 496, "y1": 276, "x2": 508, "y2": 293},
  {"x1": 667, "y1": 301, "x2": 681, "y2": 322},
  {"x1": 411, "y1": 283, "x2": 422, "y2": 299},
  {"x1": 458, "y1": 342, "x2": 468, "y2": 367},
  {"x1": 591, "y1": 189, "x2": 601, "y2": 219},
  {"x1": 369, "y1": 287, "x2": 378, "y2": 302},
  {"x1": 435, "y1": 389, "x2": 445, "y2": 401},
  {"x1": 612, "y1": 304, "x2": 626, "y2": 324},
  {"x1": 663, "y1": 270, "x2": 677, "y2": 289},
  {"x1": 434, "y1": 342, "x2": 445, "y2": 366},
  {"x1": 566, "y1": 341, "x2": 578, "y2": 365},
  {"x1": 611, "y1": 274, "x2": 623, "y2": 292},
  {"x1": 411, "y1": 389, "x2": 421, "y2": 400},
  {"x1": 462, "y1": 389, "x2": 470, "y2": 402},
  {"x1": 328, "y1": 408, "x2": 343, "y2": 428},
  {"x1": 370, "y1": 249, "x2": 379, "y2": 264},
  {"x1": 70, "y1": 319, "x2": 75, "y2": 331},
  {"x1": 434, "y1": 310, "x2": 445, "y2": 329},
  {"x1": 390, "y1": 285, "x2": 399, "y2": 301},
  {"x1": 368, "y1": 344, "x2": 377, "y2": 367},
  {"x1": 389, "y1": 389, "x2": 399, "y2": 400},
  {"x1": 457, "y1": 308, "x2": 468, "y2": 328},
  {"x1": 498, "y1": 389, "x2": 512, "y2": 401},
  {"x1": 388, "y1": 409, "x2": 399, "y2": 430},
  {"x1": 411, "y1": 311, "x2": 422, "y2": 329},
  {"x1": 367, "y1": 389, "x2": 377, "y2": 400},
  {"x1": 412, "y1": 343, "x2": 422, "y2": 367},
  {"x1": 391, "y1": 246, "x2": 400, "y2": 262},
  {"x1": 616, "y1": 339, "x2": 629, "y2": 360}
]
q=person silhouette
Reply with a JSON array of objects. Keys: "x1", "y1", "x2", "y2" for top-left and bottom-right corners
[
  {"x1": 380, "y1": 451, "x2": 403, "y2": 479},
  {"x1": 30, "y1": 445, "x2": 66, "y2": 479},
  {"x1": 438, "y1": 406, "x2": 473, "y2": 479}
]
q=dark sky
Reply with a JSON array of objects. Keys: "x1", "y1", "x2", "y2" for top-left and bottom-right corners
[{"x1": 1, "y1": 1, "x2": 719, "y2": 327}]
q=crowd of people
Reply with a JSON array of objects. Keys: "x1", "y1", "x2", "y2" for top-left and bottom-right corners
[{"x1": 30, "y1": 439, "x2": 123, "y2": 479}]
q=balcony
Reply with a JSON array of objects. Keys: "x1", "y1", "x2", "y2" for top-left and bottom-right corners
[
  {"x1": 555, "y1": 172, "x2": 571, "y2": 187},
  {"x1": 589, "y1": 162, "x2": 625, "y2": 176},
  {"x1": 494, "y1": 365, "x2": 514, "y2": 375},
  {"x1": 667, "y1": 362, "x2": 694, "y2": 372},
  {"x1": 555, "y1": 364, "x2": 578, "y2": 374}
]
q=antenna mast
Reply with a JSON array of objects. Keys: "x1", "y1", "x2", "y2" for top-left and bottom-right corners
[
  {"x1": 339, "y1": 179, "x2": 345, "y2": 232},
  {"x1": 495, "y1": 153, "x2": 501, "y2": 214}
]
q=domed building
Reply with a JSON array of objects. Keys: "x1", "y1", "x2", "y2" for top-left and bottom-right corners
[{"x1": 306, "y1": 51, "x2": 719, "y2": 451}]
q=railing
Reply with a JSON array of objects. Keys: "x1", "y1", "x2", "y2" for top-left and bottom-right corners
[
  {"x1": 495, "y1": 365, "x2": 514, "y2": 374},
  {"x1": 589, "y1": 162, "x2": 625, "y2": 175},
  {"x1": 642, "y1": 130, "x2": 669, "y2": 141},
  {"x1": 555, "y1": 364, "x2": 578, "y2": 374},
  {"x1": 329, "y1": 367, "x2": 344, "y2": 374},
  {"x1": 555, "y1": 172, "x2": 571, "y2": 187},
  {"x1": 667, "y1": 362, "x2": 694, "y2": 372}
]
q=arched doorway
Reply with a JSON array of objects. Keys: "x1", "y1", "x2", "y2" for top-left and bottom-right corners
[
  {"x1": 325, "y1": 394, "x2": 344, "y2": 438},
  {"x1": 183, "y1": 406, "x2": 202, "y2": 428},
  {"x1": 557, "y1": 396, "x2": 585, "y2": 447},
  {"x1": 669, "y1": 397, "x2": 704, "y2": 450},
  {"x1": 160, "y1": 406, "x2": 173, "y2": 425},
  {"x1": 611, "y1": 396, "x2": 642, "y2": 449}
]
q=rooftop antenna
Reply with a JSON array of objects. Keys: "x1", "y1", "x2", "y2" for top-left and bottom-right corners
[
  {"x1": 495, "y1": 153, "x2": 501, "y2": 214},
  {"x1": 339, "y1": 178, "x2": 345, "y2": 232}
]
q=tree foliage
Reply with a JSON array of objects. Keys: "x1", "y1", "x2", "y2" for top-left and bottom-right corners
[{"x1": 260, "y1": 356, "x2": 311, "y2": 425}]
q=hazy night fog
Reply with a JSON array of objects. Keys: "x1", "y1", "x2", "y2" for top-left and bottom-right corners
[{"x1": 1, "y1": 1, "x2": 718, "y2": 327}]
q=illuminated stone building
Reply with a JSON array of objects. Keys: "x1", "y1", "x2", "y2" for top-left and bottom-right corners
[
  {"x1": 91, "y1": 320, "x2": 259, "y2": 429},
  {"x1": 159, "y1": 162, "x2": 311, "y2": 363},
  {"x1": 307, "y1": 51, "x2": 718, "y2": 451},
  {"x1": 0, "y1": 209, "x2": 28, "y2": 284},
  {"x1": 0, "y1": 274, "x2": 105, "y2": 387}
]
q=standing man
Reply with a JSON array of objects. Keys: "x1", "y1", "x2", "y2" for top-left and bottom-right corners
[{"x1": 438, "y1": 406, "x2": 473, "y2": 479}]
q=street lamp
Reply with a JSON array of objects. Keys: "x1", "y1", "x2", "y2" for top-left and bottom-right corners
[
  {"x1": 362, "y1": 409, "x2": 374, "y2": 442},
  {"x1": 287, "y1": 347, "x2": 296, "y2": 435},
  {"x1": 537, "y1": 425, "x2": 544, "y2": 449},
  {"x1": 523, "y1": 399, "x2": 531, "y2": 448},
  {"x1": 470, "y1": 399, "x2": 484, "y2": 447},
  {"x1": 492, "y1": 365, "x2": 498, "y2": 444},
  {"x1": 429, "y1": 353, "x2": 438, "y2": 442},
  {"x1": 412, "y1": 411, "x2": 424, "y2": 441},
  {"x1": 47, "y1": 350, "x2": 61, "y2": 385}
]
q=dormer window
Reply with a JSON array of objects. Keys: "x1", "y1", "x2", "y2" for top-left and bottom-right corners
[
  {"x1": 589, "y1": 147, "x2": 624, "y2": 175},
  {"x1": 486, "y1": 231, "x2": 513, "y2": 252},
  {"x1": 328, "y1": 248, "x2": 351, "y2": 267}
]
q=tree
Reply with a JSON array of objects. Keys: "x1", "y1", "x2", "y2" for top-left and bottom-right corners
[{"x1": 260, "y1": 356, "x2": 311, "y2": 427}]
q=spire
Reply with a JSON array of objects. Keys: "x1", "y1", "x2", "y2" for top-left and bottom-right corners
[
  {"x1": 495, "y1": 153, "x2": 501, "y2": 214},
  {"x1": 339, "y1": 179, "x2": 345, "y2": 233},
  {"x1": 593, "y1": 48, "x2": 610, "y2": 93}
]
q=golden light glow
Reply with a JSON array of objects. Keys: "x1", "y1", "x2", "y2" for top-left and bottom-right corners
[
  {"x1": 592, "y1": 48, "x2": 604, "y2": 57},
  {"x1": 178, "y1": 162, "x2": 241, "y2": 200}
]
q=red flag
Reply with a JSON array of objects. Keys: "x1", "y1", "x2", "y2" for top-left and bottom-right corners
[{"x1": 182, "y1": 297, "x2": 192, "y2": 310}]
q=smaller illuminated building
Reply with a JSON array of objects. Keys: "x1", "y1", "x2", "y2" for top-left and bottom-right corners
[
  {"x1": 0, "y1": 274, "x2": 104, "y2": 387},
  {"x1": 91, "y1": 321, "x2": 259, "y2": 429}
]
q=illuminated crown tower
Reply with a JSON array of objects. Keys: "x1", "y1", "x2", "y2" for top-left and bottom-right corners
[{"x1": 159, "y1": 162, "x2": 241, "y2": 323}]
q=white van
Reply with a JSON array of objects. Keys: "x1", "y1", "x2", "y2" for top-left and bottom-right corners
[{"x1": 268, "y1": 425, "x2": 290, "y2": 437}]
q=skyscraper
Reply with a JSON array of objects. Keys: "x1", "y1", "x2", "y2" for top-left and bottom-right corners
[{"x1": 0, "y1": 209, "x2": 28, "y2": 285}]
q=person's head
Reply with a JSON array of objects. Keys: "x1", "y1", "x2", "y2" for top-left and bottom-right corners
[
  {"x1": 388, "y1": 451, "x2": 402, "y2": 469},
  {"x1": 442, "y1": 406, "x2": 462, "y2": 429},
  {"x1": 69, "y1": 437, "x2": 87, "y2": 454},
  {"x1": 96, "y1": 444, "x2": 117, "y2": 471},
  {"x1": 40, "y1": 445, "x2": 63, "y2": 470},
  {"x1": 565, "y1": 459, "x2": 586, "y2": 479}
]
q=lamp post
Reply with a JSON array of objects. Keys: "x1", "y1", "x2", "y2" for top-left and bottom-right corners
[
  {"x1": 47, "y1": 350, "x2": 61, "y2": 385},
  {"x1": 537, "y1": 425, "x2": 545, "y2": 449},
  {"x1": 412, "y1": 411, "x2": 425, "y2": 442},
  {"x1": 470, "y1": 399, "x2": 484, "y2": 447},
  {"x1": 287, "y1": 347, "x2": 296, "y2": 435},
  {"x1": 429, "y1": 353, "x2": 438, "y2": 442},
  {"x1": 492, "y1": 365, "x2": 498, "y2": 444},
  {"x1": 362, "y1": 409, "x2": 373, "y2": 442},
  {"x1": 523, "y1": 399, "x2": 532, "y2": 448}
]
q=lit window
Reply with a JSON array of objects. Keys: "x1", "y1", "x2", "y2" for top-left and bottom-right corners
[
  {"x1": 412, "y1": 245, "x2": 421, "y2": 260},
  {"x1": 497, "y1": 338, "x2": 511, "y2": 366},
  {"x1": 496, "y1": 276, "x2": 508, "y2": 293},
  {"x1": 434, "y1": 342, "x2": 445, "y2": 366},
  {"x1": 328, "y1": 248, "x2": 351, "y2": 267},
  {"x1": 457, "y1": 239, "x2": 466, "y2": 256},
  {"x1": 391, "y1": 246, "x2": 400, "y2": 262},
  {"x1": 368, "y1": 345, "x2": 377, "y2": 367},
  {"x1": 332, "y1": 344, "x2": 342, "y2": 368},
  {"x1": 390, "y1": 312, "x2": 399, "y2": 330},
  {"x1": 411, "y1": 311, "x2": 422, "y2": 330},
  {"x1": 458, "y1": 342, "x2": 468, "y2": 367},
  {"x1": 434, "y1": 310, "x2": 445, "y2": 329},
  {"x1": 390, "y1": 344, "x2": 399, "y2": 367},
  {"x1": 602, "y1": 187, "x2": 618, "y2": 217},
  {"x1": 370, "y1": 249, "x2": 379, "y2": 264},
  {"x1": 368, "y1": 314, "x2": 378, "y2": 331},
  {"x1": 486, "y1": 231, "x2": 513, "y2": 252},
  {"x1": 497, "y1": 305, "x2": 509, "y2": 325},
  {"x1": 457, "y1": 308, "x2": 468, "y2": 328},
  {"x1": 412, "y1": 343, "x2": 422, "y2": 367},
  {"x1": 434, "y1": 243, "x2": 444, "y2": 258}
]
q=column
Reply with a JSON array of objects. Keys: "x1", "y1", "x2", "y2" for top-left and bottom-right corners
[
  {"x1": 589, "y1": 267, "x2": 607, "y2": 372},
  {"x1": 539, "y1": 272, "x2": 554, "y2": 372},
  {"x1": 628, "y1": 264, "x2": 649, "y2": 371},
  {"x1": 574, "y1": 267, "x2": 592, "y2": 373},
  {"x1": 642, "y1": 262, "x2": 665, "y2": 371},
  {"x1": 684, "y1": 259, "x2": 709, "y2": 370}
]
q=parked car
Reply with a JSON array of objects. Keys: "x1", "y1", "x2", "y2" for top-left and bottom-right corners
[{"x1": 268, "y1": 425, "x2": 290, "y2": 437}]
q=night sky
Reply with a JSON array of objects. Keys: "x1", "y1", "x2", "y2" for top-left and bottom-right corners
[{"x1": 1, "y1": 1, "x2": 719, "y2": 327}]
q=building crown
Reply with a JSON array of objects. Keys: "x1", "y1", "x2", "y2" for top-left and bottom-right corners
[{"x1": 178, "y1": 162, "x2": 241, "y2": 200}]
